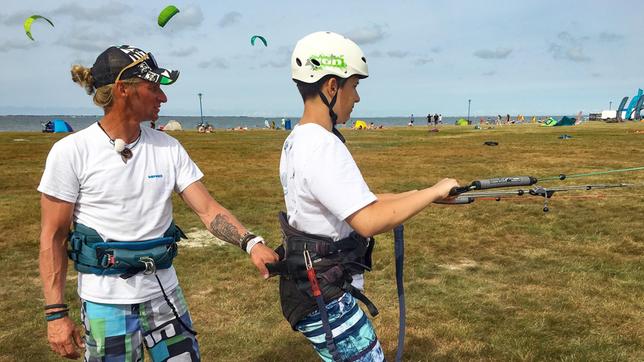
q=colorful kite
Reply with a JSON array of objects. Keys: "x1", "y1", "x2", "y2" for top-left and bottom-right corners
[
  {"x1": 158, "y1": 5, "x2": 180, "y2": 27},
  {"x1": 24, "y1": 15, "x2": 54, "y2": 41}
]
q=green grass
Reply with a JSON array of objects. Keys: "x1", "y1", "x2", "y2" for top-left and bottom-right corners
[{"x1": 1, "y1": 122, "x2": 643, "y2": 361}]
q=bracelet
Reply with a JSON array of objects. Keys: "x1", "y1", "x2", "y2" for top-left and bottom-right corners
[
  {"x1": 44, "y1": 303, "x2": 68, "y2": 310},
  {"x1": 45, "y1": 310, "x2": 68, "y2": 322},
  {"x1": 46, "y1": 308, "x2": 69, "y2": 316},
  {"x1": 239, "y1": 232, "x2": 257, "y2": 251},
  {"x1": 245, "y1": 236, "x2": 266, "y2": 254}
]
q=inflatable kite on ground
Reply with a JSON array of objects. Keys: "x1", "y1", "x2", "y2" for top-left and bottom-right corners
[
  {"x1": 158, "y1": 5, "x2": 180, "y2": 27},
  {"x1": 251, "y1": 35, "x2": 268, "y2": 47},
  {"x1": 24, "y1": 15, "x2": 54, "y2": 41}
]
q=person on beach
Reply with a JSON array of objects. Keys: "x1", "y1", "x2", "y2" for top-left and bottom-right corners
[
  {"x1": 38, "y1": 45, "x2": 278, "y2": 361},
  {"x1": 270, "y1": 31, "x2": 459, "y2": 361}
]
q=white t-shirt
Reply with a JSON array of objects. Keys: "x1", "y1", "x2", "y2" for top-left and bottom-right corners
[
  {"x1": 279, "y1": 123, "x2": 377, "y2": 290},
  {"x1": 38, "y1": 123, "x2": 203, "y2": 304}
]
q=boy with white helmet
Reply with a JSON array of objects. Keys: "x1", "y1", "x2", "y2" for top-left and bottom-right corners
[{"x1": 270, "y1": 31, "x2": 458, "y2": 361}]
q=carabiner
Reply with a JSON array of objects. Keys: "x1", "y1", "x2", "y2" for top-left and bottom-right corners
[{"x1": 139, "y1": 256, "x2": 157, "y2": 275}]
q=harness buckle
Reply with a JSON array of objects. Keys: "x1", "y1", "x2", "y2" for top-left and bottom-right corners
[{"x1": 139, "y1": 256, "x2": 157, "y2": 275}]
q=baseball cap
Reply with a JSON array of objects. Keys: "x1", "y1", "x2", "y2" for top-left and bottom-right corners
[{"x1": 91, "y1": 45, "x2": 179, "y2": 88}]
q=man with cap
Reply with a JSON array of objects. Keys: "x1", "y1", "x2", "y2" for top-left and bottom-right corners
[{"x1": 38, "y1": 45, "x2": 278, "y2": 361}]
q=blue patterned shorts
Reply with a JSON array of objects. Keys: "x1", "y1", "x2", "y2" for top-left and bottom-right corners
[
  {"x1": 296, "y1": 292, "x2": 384, "y2": 362},
  {"x1": 81, "y1": 286, "x2": 200, "y2": 361}
]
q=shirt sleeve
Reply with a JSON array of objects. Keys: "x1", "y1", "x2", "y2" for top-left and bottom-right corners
[
  {"x1": 173, "y1": 142, "x2": 204, "y2": 193},
  {"x1": 37, "y1": 139, "x2": 80, "y2": 203},
  {"x1": 305, "y1": 138, "x2": 376, "y2": 221}
]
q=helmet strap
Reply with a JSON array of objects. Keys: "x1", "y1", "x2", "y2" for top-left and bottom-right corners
[{"x1": 318, "y1": 90, "x2": 345, "y2": 143}]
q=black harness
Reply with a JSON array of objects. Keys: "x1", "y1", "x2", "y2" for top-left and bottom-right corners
[
  {"x1": 267, "y1": 212, "x2": 378, "y2": 327},
  {"x1": 267, "y1": 212, "x2": 408, "y2": 362}
]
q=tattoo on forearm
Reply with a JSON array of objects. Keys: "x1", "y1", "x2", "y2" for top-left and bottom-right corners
[{"x1": 209, "y1": 214, "x2": 243, "y2": 247}]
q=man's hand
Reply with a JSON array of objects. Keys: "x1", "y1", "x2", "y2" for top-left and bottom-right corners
[
  {"x1": 47, "y1": 316, "x2": 84, "y2": 359},
  {"x1": 249, "y1": 243, "x2": 279, "y2": 279}
]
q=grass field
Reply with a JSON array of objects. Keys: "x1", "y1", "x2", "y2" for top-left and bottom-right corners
[{"x1": 0, "y1": 122, "x2": 643, "y2": 361}]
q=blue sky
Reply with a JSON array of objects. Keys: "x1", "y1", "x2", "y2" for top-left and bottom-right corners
[{"x1": 1, "y1": 0, "x2": 642, "y2": 117}]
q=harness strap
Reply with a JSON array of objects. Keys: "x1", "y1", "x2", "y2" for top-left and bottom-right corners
[
  {"x1": 314, "y1": 293, "x2": 341, "y2": 362},
  {"x1": 342, "y1": 282, "x2": 379, "y2": 317},
  {"x1": 305, "y1": 249, "x2": 342, "y2": 362},
  {"x1": 68, "y1": 222, "x2": 185, "y2": 277}
]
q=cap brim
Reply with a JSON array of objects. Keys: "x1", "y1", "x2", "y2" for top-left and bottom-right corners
[
  {"x1": 134, "y1": 64, "x2": 179, "y2": 85},
  {"x1": 147, "y1": 68, "x2": 179, "y2": 85}
]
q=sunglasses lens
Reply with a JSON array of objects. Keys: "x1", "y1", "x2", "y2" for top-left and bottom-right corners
[{"x1": 147, "y1": 53, "x2": 158, "y2": 68}]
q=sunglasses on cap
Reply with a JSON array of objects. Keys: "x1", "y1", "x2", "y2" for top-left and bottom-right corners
[{"x1": 114, "y1": 53, "x2": 160, "y2": 83}]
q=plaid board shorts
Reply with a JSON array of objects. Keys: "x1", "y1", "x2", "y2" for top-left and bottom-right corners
[
  {"x1": 81, "y1": 286, "x2": 200, "y2": 361},
  {"x1": 295, "y1": 292, "x2": 384, "y2": 362}
]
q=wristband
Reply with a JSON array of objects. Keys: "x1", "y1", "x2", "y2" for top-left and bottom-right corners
[
  {"x1": 239, "y1": 232, "x2": 257, "y2": 251},
  {"x1": 44, "y1": 303, "x2": 68, "y2": 310},
  {"x1": 246, "y1": 236, "x2": 266, "y2": 254},
  {"x1": 45, "y1": 311, "x2": 68, "y2": 322}
]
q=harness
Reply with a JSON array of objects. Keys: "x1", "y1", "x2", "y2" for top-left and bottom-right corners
[
  {"x1": 266, "y1": 212, "x2": 378, "y2": 361},
  {"x1": 68, "y1": 222, "x2": 186, "y2": 279}
]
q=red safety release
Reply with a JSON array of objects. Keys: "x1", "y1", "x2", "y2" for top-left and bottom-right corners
[{"x1": 304, "y1": 249, "x2": 321, "y2": 297}]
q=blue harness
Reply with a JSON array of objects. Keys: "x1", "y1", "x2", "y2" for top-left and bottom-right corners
[{"x1": 68, "y1": 222, "x2": 186, "y2": 279}]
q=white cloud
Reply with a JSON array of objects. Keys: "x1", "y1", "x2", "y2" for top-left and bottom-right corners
[
  {"x1": 169, "y1": 46, "x2": 199, "y2": 58},
  {"x1": 473, "y1": 48, "x2": 512, "y2": 59},
  {"x1": 198, "y1": 57, "x2": 228, "y2": 69},
  {"x1": 548, "y1": 31, "x2": 591, "y2": 62},
  {"x1": 386, "y1": 50, "x2": 408, "y2": 58},
  {"x1": 218, "y1": 11, "x2": 241, "y2": 28},
  {"x1": 598, "y1": 32, "x2": 623, "y2": 42},
  {"x1": 49, "y1": 2, "x2": 132, "y2": 22},
  {"x1": 415, "y1": 58, "x2": 434, "y2": 66},
  {"x1": 346, "y1": 24, "x2": 387, "y2": 45},
  {"x1": 0, "y1": 39, "x2": 35, "y2": 52}
]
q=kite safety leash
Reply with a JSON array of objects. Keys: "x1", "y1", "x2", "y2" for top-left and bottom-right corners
[{"x1": 393, "y1": 225, "x2": 406, "y2": 362}]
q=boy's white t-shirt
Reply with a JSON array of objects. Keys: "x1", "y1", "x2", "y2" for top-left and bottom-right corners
[
  {"x1": 279, "y1": 123, "x2": 377, "y2": 290},
  {"x1": 38, "y1": 123, "x2": 203, "y2": 304}
]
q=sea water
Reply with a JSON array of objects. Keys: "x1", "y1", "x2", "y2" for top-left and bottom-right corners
[{"x1": 0, "y1": 115, "x2": 470, "y2": 132}]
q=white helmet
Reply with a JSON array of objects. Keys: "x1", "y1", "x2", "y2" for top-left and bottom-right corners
[{"x1": 291, "y1": 31, "x2": 368, "y2": 83}]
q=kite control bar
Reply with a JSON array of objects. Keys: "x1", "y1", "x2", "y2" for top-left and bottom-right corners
[
  {"x1": 432, "y1": 167, "x2": 644, "y2": 212},
  {"x1": 436, "y1": 176, "x2": 538, "y2": 205},
  {"x1": 449, "y1": 176, "x2": 538, "y2": 195}
]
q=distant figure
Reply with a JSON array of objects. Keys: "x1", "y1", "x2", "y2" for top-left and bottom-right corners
[
  {"x1": 264, "y1": 119, "x2": 270, "y2": 129},
  {"x1": 206, "y1": 124, "x2": 213, "y2": 133},
  {"x1": 427, "y1": 113, "x2": 432, "y2": 126},
  {"x1": 497, "y1": 114, "x2": 502, "y2": 125},
  {"x1": 408, "y1": 113, "x2": 415, "y2": 126},
  {"x1": 506, "y1": 114, "x2": 510, "y2": 124},
  {"x1": 433, "y1": 113, "x2": 439, "y2": 125},
  {"x1": 271, "y1": 120, "x2": 276, "y2": 129},
  {"x1": 438, "y1": 114, "x2": 442, "y2": 124},
  {"x1": 369, "y1": 122, "x2": 375, "y2": 129}
]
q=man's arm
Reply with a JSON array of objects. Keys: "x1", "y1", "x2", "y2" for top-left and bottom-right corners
[
  {"x1": 179, "y1": 181, "x2": 278, "y2": 278},
  {"x1": 39, "y1": 194, "x2": 84, "y2": 359}
]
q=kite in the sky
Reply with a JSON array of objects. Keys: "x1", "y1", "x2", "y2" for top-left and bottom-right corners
[
  {"x1": 24, "y1": 15, "x2": 54, "y2": 41},
  {"x1": 158, "y1": 5, "x2": 180, "y2": 27},
  {"x1": 251, "y1": 35, "x2": 268, "y2": 47}
]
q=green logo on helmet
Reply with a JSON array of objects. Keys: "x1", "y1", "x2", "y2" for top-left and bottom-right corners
[{"x1": 306, "y1": 54, "x2": 347, "y2": 71}]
